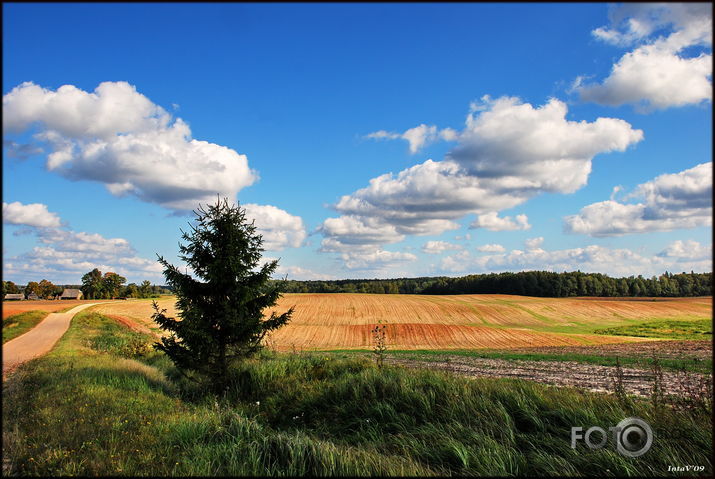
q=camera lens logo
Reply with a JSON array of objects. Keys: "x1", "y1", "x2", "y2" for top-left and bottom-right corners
[
  {"x1": 571, "y1": 417, "x2": 653, "y2": 457},
  {"x1": 615, "y1": 417, "x2": 653, "y2": 458}
]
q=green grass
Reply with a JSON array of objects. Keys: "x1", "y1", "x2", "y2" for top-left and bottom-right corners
[
  {"x1": 595, "y1": 319, "x2": 713, "y2": 341},
  {"x1": 3, "y1": 312, "x2": 712, "y2": 476},
  {"x1": 3, "y1": 311, "x2": 48, "y2": 343}
]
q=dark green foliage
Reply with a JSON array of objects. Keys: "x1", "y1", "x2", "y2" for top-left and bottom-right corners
[
  {"x1": 278, "y1": 270, "x2": 712, "y2": 297},
  {"x1": 3, "y1": 280, "x2": 20, "y2": 294},
  {"x1": 80, "y1": 268, "x2": 104, "y2": 299},
  {"x1": 152, "y1": 197, "x2": 293, "y2": 393}
]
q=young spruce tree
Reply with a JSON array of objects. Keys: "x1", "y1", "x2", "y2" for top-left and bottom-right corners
[{"x1": 152, "y1": 197, "x2": 293, "y2": 392}]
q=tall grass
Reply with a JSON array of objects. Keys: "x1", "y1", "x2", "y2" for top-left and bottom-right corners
[{"x1": 3, "y1": 311, "x2": 712, "y2": 476}]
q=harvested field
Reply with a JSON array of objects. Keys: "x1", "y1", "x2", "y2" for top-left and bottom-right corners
[
  {"x1": 90, "y1": 294, "x2": 712, "y2": 351},
  {"x1": 2, "y1": 300, "x2": 113, "y2": 319}
]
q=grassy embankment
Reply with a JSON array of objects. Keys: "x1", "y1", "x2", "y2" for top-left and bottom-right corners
[
  {"x1": 3, "y1": 311, "x2": 49, "y2": 343},
  {"x1": 3, "y1": 311, "x2": 712, "y2": 476},
  {"x1": 594, "y1": 318, "x2": 712, "y2": 341}
]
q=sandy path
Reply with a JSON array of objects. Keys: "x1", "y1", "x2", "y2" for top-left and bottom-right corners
[{"x1": 2, "y1": 303, "x2": 103, "y2": 377}]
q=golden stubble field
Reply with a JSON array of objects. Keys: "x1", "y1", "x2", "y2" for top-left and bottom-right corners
[
  {"x1": 2, "y1": 299, "x2": 115, "y2": 319},
  {"x1": 88, "y1": 294, "x2": 713, "y2": 351}
]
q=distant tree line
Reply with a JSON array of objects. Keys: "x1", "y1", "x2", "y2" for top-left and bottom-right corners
[
  {"x1": 80, "y1": 268, "x2": 171, "y2": 299},
  {"x1": 3, "y1": 273, "x2": 172, "y2": 300},
  {"x1": 3, "y1": 279, "x2": 63, "y2": 299},
  {"x1": 276, "y1": 271, "x2": 712, "y2": 297}
]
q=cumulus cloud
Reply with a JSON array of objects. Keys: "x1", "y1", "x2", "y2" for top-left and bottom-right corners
[
  {"x1": 322, "y1": 96, "x2": 642, "y2": 268},
  {"x1": 440, "y1": 243, "x2": 710, "y2": 278},
  {"x1": 476, "y1": 243, "x2": 506, "y2": 253},
  {"x1": 3, "y1": 227, "x2": 163, "y2": 284},
  {"x1": 2, "y1": 81, "x2": 258, "y2": 211},
  {"x1": 524, "y1": 237, "x2": 544, "y2": 251},
  {"x1": 3, "y1": 201, "x2": 62, "y2": 228},
  {"x1": 657, "y1": 240, "x2": 711, "y2": 260},
  {"x1": 564, "y1": 162, "x2": 712, "y2": 236},
  {"x1": 365, "y1": 124, "x2": 459, "y2": 154},
  {"x1": 471, "y1": 212, "x2": 531, "y2": 231},
  {"x1": 318, "y1": 215, "x2": 405, "y2": 252},
  {"x1": 340, "y1": 249, "x2": 417, "y2": 271},
  {"x1": 577, "y1": 3, "x2": 712, "y2": 110},
  {"x1": 422, "y1": 240, "x2": 464, "y2": 254},
  {"x1": 243, "y1": 204, "x2": 307, "y2": 251}
]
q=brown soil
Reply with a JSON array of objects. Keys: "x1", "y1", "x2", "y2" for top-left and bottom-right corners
[{"x1": 387, "y1": 340, "x2": 713, "y2": 398}]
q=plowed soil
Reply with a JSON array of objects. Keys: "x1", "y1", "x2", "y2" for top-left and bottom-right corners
[{"x1": 89, "y1": 294, "x2": 711, "y2": 351}]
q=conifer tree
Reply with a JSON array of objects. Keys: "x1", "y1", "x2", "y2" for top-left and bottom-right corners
[{"x1": 152, "y1": 197, "x2": 293, "y2": 392}]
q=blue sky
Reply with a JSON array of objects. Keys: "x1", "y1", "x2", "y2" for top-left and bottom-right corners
[{"x1": 3, "y1": 3, "x2": 712, "y2": 284}]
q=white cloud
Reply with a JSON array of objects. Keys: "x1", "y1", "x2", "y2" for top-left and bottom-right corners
[
  {"x1": 578, "y1": 3, "x2": 712, "y2": 110},
  {"x1": 440, "y1": 243, "x2": 710, "y2": 278},
  {"x1": 471, "y1": 212, "x2": 531, "y2": 232},
  {"x1": 524, "y1": 237, "x2": 544, "y2": 251},
  {"x1": 422, "y1": 240, "x2": 464, "y2": 254},
  {"x1": 242, "y1": 204, "x2": 307, "y2": 251},
  {"x1": 2, "y1": 81, "x2": 258, "y2": 211},
  {"x1": 3, "y1": 201, "x2": 62, "y2": 228},
  {"x1": 657, "y1": 240, "x2": 711, "y2": 260},
  {"x1": 476, "y1": 243, "x2": 505, "y2": 253},
  {"x1": 323, "y1": 96, "x2": 642, "y2": 269},
  {"x1": 365, "y1": 123, "x2": 458, "y2": 154},
  {"x1": 564, "y1": 162, "x2": 712, "y2": 236},
  {"x1": 450, "y1": 96, "x2": 644, "y2": 193},
  {"x1": 341, "y1": 249, "x2": 417, "y2": 270},
  {"x1": 318, "y1": 215, "x2": 404, "y2": 252},
  {"x1": 2, "y1": 202, "x2": 164, "y2": 284}
]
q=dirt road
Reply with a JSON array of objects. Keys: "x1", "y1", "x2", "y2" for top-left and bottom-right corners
[{"x1": 2, "y1": 303, "x2": 101, "y2": 377}]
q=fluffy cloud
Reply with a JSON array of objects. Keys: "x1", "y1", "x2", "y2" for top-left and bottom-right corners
[
  {"x1": 449, "y1": 96, "x2": 643, "y2": 192},
  {"x1": 577, "y1": 3, "x2": 712, "y2": 110},
  {"x1": 3, "y1": 201, "x2": 62, "y2": 228},
  {"x1": 476, "y1": 243, "x2": 505, "y2": 253},
  {"x1": 318, "y1": 215, "x2": 404, "y2": 252},
  {"x1": 471, "y1": 212, "x2": 531, "y2": 231},
  {"x1": 440, "y1": 242, "x2": 710, "y2": 278},
  {"x1": 322, "y1": 96, "x2": 642, "y2": 268},
  {"x1": 657, "y1": 240, "x2": 711, "y2": 261},
  {"x1": 524, "y1": 237, "x2": 544, "y2": 251},
  {"x1": 4, "y1": 228, "x2": 163, "y2": 284},
  {"x1": 366, "y1": 124, "x2": 458, "y2": 154},
  {"x1": 564, "y1": 162, "x2": 712, "y2": 236},
  {"x1": 422, "y1": 240, "x2": 463, "y2": 254},
  {"x1": 2, "y1": 202, "x2": 164, "y2": 284},
  {"x1": 2, "y1": 81, "x2": 257, "y2": 211},
  {"x1": 243, "y1": 204, "x2": 307, "y2": 251},
  {"x1": 340, "y1": 249, "x2": 417, "y2": 271}
]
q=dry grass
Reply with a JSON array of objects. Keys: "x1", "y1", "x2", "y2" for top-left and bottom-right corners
[{"x1": 91, "y1": 294, "x2": 712, "y2": 351}]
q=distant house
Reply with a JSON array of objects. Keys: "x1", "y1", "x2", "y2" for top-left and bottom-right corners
[
  {"x1": 60, "y1": 289, "x2": 83, "y2": 300},
  {"x1": 27, "y1": 293, "x2": 40, "y2": 300},
  {"x1": 4, "y1": 293, "x2": 24, "y2": 301}
]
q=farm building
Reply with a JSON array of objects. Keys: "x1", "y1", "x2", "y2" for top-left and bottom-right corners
[
  {"x1": 60, "y1": 289, "x2": 83, "y2": 300},
  {"x1": 4, "y1": 293, "x2": 24, "y2": 301},
  {"x1": 27, "y1": 293, "x2": 40, "y2": 300}
]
